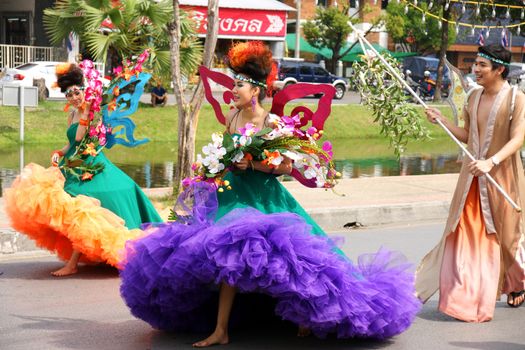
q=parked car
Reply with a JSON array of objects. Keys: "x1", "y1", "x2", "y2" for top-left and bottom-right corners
[
  {"x1": 0, "y1": 61, "x2": 108, "y2": 100},
  {"x1": 0, "y1": 61, "x2": 64, "y2": 99},
  {"x1": 273, "y1": 59, "x2": 349, "y2": 99},
  {"x1": 402, "y1": 56, "x2": 451, "y2": 96}
]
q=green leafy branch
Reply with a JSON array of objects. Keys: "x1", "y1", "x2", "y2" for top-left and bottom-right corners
[{"x1": 352, "y1": 54, "x2": 429, "y2": 157}]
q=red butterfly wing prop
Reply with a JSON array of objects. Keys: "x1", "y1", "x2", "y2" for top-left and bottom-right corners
[
  {"x1": 270, "y1": 83, "x2": 336, "y2": 136},
  {"x1": 200, "y1": 64, "x2": 337, "y2": 189},
  {"x1": 199, "y1": 65, "x2": 234, "y2": 125}
]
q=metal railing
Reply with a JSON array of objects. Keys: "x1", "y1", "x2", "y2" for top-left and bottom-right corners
[{"x1": 0, "y1": 44, "x2": 67, "y2": 69}]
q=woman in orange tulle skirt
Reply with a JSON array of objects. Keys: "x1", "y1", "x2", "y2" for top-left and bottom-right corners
[{"x1": 5, "y1": 62, "x2": 161, "y2": 276}]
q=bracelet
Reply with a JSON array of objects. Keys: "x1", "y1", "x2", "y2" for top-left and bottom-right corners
[
  {"x1": 79, "y1": 118, "x2": 89, "y2": 127},
  {"x1": 249, "y1": 160, "x2": 254, "y2": 171},
  {"x1": 52, "y1": 150, "x2": 64, "y2": 157}
]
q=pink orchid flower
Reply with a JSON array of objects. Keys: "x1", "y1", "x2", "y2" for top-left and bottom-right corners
[
  {"x1": 239, "y1": 123, "x2": 259, "y2": 137},
  {"x1": 88, "y1": 126, "x2": 98, "y2": 137}
]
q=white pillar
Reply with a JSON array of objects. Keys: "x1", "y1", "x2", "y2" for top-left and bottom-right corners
[
  {"x1": 271, "y1": 41, "x2": 285, "y2": 59},
  {"x1": 294, "y1": 0, "x2": 301, "y2": 58},
  {"x1": 67, "y1": 33, "x2": 79, "y2": 63}
]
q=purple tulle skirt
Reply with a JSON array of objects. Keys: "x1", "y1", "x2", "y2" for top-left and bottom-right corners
[{"x1": 120, "y1": 183, "x2": 421, "y2": 339}]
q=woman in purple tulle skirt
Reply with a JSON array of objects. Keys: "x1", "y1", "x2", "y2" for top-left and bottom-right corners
[{"x1": 119, "y1": 42, "x2": 421, "y2": 347}]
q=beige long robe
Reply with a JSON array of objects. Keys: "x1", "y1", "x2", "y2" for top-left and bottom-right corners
[{"x1": 416, "y1": 82, "x2": 525, "y2": 302}]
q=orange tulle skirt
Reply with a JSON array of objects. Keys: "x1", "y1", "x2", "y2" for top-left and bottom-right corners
[{"x1": 4, "y1": 163, "x2": 146, "y2": 267}]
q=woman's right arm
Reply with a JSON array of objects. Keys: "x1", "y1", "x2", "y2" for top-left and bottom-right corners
[{"x1": 51, "y1": 114, "x2": 73, "y2": 164}]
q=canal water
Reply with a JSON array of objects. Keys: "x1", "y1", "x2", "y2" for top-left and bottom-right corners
[{"x1": 0, "y1": 138, "x2": 470, "y2": 195}]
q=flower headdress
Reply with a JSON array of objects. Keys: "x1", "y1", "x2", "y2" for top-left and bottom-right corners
[{"x1": 227, "y1": 41, "x2": 277, "y2": 96}]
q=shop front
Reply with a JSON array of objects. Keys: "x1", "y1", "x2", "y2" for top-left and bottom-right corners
[{"x1": 181, "y1": 0, "x2": 295, "y2": 63}]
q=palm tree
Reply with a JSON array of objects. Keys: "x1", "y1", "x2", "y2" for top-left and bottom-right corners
[{"x1": 43, "y1": 0, "x2": 202, "y2": 80}]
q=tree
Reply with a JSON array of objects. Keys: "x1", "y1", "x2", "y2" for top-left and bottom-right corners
[
  {"x1": 43, "y1": 0, "x2": 202, "y2": 81},
  {"x1": 169, "y1": 0, "x2": 219, "y2": 194},
  {"x1": 385, "y1": 1, "x2": 456, "y2": 55},
  {"x1": 303, "y1": 6, "x2": 354, "y2": 73}
]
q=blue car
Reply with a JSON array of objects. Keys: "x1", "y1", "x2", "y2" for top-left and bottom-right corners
[{"x1": 273, "y1": 59, "x2": 349, "y2": 99}]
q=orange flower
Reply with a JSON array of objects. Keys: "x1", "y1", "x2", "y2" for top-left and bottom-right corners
[
  {"x1": 81, "y1": 172, "x2": 94, "y2": 181},
  {"x1": 123, "y1": 68, "x2": 132, "y2": 81},
  {"x1": 113, "y1": 87, "x2": 120, "y2": 96},
  {"x1": 82, "y1": 142, "x2": 97, "y2": 156},
  {"x1": 108, "y1": 100, "x2": 117, "y2": 112},
  {"x1": 244, "y1": 153, "x2": 253, "y2": 161},
  {"x1": 261, "y1": 150, "x2": 282, "y2": 168},
  {"x1": 300, "y1": 146, "x2": 316, "y2": 154}
]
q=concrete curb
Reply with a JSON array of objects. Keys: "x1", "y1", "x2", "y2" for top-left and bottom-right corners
[{"x1": 308, "y1": 201, "x2": 450, "y2": 231}]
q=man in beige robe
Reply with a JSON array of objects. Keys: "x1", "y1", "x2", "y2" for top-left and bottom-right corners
[{"x1": 416, "y1": 44, "x2": 525, "y2": 322}]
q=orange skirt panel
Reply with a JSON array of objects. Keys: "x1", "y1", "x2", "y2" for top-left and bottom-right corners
[{"x1": 438, "y1": 179, "x2": 500, "y2": 322}]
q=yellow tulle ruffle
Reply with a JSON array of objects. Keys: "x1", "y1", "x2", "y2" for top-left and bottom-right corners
[{"x1": 4, "y1": 163, "x2": 146, "y2": 267}]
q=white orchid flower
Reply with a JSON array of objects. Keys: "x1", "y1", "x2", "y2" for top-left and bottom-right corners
[
  {"x1": 282, "y1": 150, "x2": 303, "y2": 161},
  {"x1": 304, "y1": 166, "x2": 317, "y2": 179},
  {"x1": 238, "y1": 135, "x2": 252, "y2": 147},
  {"x1": 211, "y1": 132, "x2": 223, "y2": 146},
  {"x1": 231, "y1": 151, "x2": 245, "y2": 163}
]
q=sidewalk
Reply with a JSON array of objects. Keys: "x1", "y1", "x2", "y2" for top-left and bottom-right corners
[
  {"x1": 0, "y1": 174, "x2": 458, "y2": 256},
  {"x1": 143, "y1": 173, "x2": 457, "y2": 230}
]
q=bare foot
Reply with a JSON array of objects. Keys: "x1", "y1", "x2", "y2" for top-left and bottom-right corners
[
  {"x1": 51, "y1": 265, "x2": 78, "y2": 277},
  {"x1": 297, "y1": 326, "x2": 311, "y2": 337},
  {"x1": 193, "y1": 329, "x2": 229, "y2": 348}
]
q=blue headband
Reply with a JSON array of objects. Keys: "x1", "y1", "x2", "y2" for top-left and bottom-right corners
[
  {"x1": 232, "y1": 73, "x2": 267, "y2": 88},
  {"x1": 478, "y1": 52, "x2": 510, "y2": 66}
]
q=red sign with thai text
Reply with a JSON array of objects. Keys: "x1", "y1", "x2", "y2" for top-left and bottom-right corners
[{"x1": 181, "y1": 6, "x2": 287, "y2": 38}]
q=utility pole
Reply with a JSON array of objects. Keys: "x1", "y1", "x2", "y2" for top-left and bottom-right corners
[{"x1": 295, "y1": 0, "x2": 301, "y2": 58}]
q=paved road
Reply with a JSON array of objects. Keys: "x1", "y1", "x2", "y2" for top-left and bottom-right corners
[{"x1": 1, "y1": 222, "x2": 524, "y2": 350}]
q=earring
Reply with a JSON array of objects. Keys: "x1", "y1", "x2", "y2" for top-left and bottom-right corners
[{"x1": 251, "y1": 96, "x2": 256, "y2": 113}]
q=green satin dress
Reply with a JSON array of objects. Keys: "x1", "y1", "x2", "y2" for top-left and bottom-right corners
[
  {"x1": 60, "y1": 123, "x2": 162, "y2": 229},
  {"x1": 216, "y1": 170, "x2": 325, "y2": 236}
]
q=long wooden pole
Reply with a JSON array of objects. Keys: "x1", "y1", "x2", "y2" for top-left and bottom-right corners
[{"x1": 350, "y1": 22, "x2": 522, "y2": 212}]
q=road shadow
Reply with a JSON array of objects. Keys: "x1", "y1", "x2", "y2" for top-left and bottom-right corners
[
  {"x1": 150, "y1": 326, "x2": 394, "y2": 350},
  {"x1": 11, "y1": 312, "x2": 396, "y2": 350},
  {"x1": 11, "y1": 314, "x2": 151, "y2": 350},
  {"x1": 416, "y1": 301, "x2": 459, "y2": 323},
  {"x1": 449, "y1": 341, "x2": 525, "y2": 350},
  {"x1": 143, "y1": 293, "x2": 397, "y2": 349},
  {"x1": 0, "y1": 258, "x2": 119, "y2": 280}
]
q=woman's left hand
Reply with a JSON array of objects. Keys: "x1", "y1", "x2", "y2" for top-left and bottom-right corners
[
  {"x1": 234, "y1": 157, "x2": 250, "y2": 171},
  {"x1": 468, "y1": 159, "x2": 493, "y2": 176}
]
